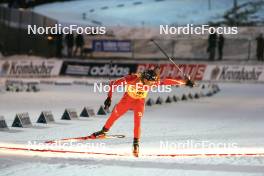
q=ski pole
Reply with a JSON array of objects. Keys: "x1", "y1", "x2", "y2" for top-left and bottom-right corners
[
  {"x1": 151, "y1": 39, "x2": 190, "y2": 79},
  {"x1": 104, "y1": 59, "x2": 113, "y2": 111}
]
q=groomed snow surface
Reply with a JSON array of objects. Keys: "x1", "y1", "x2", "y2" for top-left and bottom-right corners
[{"x1": 0, "y1": 82, "x2": 264, "y2": 176}]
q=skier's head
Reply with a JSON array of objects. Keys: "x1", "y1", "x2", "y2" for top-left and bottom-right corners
[{"x1": 140, "y1": 68, "x2": 159, "y2": 85}]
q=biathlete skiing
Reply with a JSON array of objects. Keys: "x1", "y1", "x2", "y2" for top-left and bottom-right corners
[
  {"x1": 44, "y1": 40, "x2": 195, "y2": 157},
  {"x1": 90, "y1": 67, "x2": 194, "y2": 157}
]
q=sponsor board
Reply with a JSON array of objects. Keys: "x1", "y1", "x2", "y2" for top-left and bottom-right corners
[
  {"x1": 61, "y1": 61, "x2": 137, "y2": 77},
  {"x1": 0, "y1": 60, "x2": 62, "y2": 77},
  {"x1": 92, "y1": 40, "x2": 131, "y2": 52},
  {"x1": 203, "y1": 65, "x2": 264, "y2": 82},
  {"x1": 2, "y1": 58, "x2": 257, "y2": 83},
  {"x1": 137, "y1": 64, "x2": 206, "y2": 80}
]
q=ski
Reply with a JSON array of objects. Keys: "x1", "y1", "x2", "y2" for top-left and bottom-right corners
[
  {"x1": 2, "y1": 145, "x2": 264, "y2": 158},
  {"x1": 45, "y1": 134, "x2": 125, "y2": 144}
]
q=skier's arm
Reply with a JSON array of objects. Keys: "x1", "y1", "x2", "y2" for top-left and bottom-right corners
[
  {"x1": 107, "y1": 77, "x2": 126, "y2": 98},
  {"x1": 103, "y1": 77, "x2": 126, "y2": 110},
  {"x1": 159, "y1": 78, "x2": 186, "y2": 86},
  {"x1": 104, "y1": 75, "x2": 136, "y2": 109},
  {"x1": 159, "y1": 78, "x2": 194, "y2": 87},
  {"x1": 108, "y1": 74, "x2": 137, "y2": 98}
]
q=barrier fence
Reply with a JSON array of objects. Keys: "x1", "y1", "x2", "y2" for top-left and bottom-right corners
[
  {"x1": 0, "y1": 5, "x2": 57, "y2": 29},
  {"x1": 0, "y1": 5, "x2": 260, "y2": 61},
  {"x1": 84, "y1": 38, "x2": 256, "y2": 61},
  {"x1": 131, "y1": 38, "x2": 255, "y2": 61},
  {"x1": 0, "y1": 59, "x2": 264, "y2": 83},
  {"x1": 0, "y1": 5, "x2": 57, "y2": 56}
]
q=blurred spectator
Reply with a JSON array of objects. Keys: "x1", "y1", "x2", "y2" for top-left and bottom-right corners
[
  {"x1": 218, "y1": 34, "x2": 225, "y2": 60},
  {"x1": 56, "y1": 34, "x2": 63, "y2": 58},
  {"x1": 0, "y1": 42, "x2": 3, "y2": 55},
  {"x1": 8, "y1": 0, "x2": 18, "y2": 8},
  {"x1": 74, "y1": 34, "x2": 84, "y2": 57},
  {"x1": 256, "y1": 34, "x2": 264, "y2": 61},
  {"x1": 65, "y1": 34, "x2": 74, "y2": 57},
  {"x1": 207, "y1": 33, "x2": 217, "y2": 61},
  {"x1": 8, "y1": 0, "x2": 26, "y2": 8},
  {"x1": 47, "y1": 34, "x2": 55, "y2": 57}
]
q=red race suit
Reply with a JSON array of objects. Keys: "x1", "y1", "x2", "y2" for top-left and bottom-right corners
[{"x1": 104, "y1": 74, "x2": 185, "y2": 139}]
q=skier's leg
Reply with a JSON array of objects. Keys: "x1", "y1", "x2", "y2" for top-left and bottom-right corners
[
  {"x1": 132, "y1": 100, "x2": 145, "y2": 157},
  {"x1": 133, "y1": 110, "x2": 143, "y2": 139},
  {"x1": 104, "y1": 96, "x2": 131, "y2": 130},
  {"x1": 91, "y1": 96, "x2": 131, "y2": 138},
  {"x1": 133, "y1": 101, "x2": 144, "y2": 139}
]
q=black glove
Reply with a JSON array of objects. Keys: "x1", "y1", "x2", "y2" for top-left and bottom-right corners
[
  {"x1": 185, "y1": 78, "x2": 194, "y2": 88},
  {"x1": 104, "y1": 97, "x2": 111, "y2": 110}
]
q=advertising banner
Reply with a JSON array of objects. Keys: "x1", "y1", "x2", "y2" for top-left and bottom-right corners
[
  {"x1": 92, "y1": 40, "x2": 131, "y2": 52},
  {"x1": 137, "y1": 64, "x2": 207, "y2": 80},
  {"x1": 61, "y1": 61, "x2": 137, "y2": 77},
  {"x1": 203, "y1": 65, "x2": 264, "y2": 82},
  {"x1": 0, "y1": 59, "x2": 63, "y2": 77},
  {"x1": 59, "y1": 60, "x2": 264, "y2": 83}
]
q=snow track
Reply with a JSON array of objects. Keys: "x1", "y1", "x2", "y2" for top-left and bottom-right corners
[{"x1": 0, "y1": 82, "x2": 264, "y2": 175}]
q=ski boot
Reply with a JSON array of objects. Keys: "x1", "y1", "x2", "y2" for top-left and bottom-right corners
[
  {"x1": 132, "y1": 138, "x2": 139, "y2": 157},
  {"x1": 90, "y1": 127, "x2": 109, "y2": 139}
]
